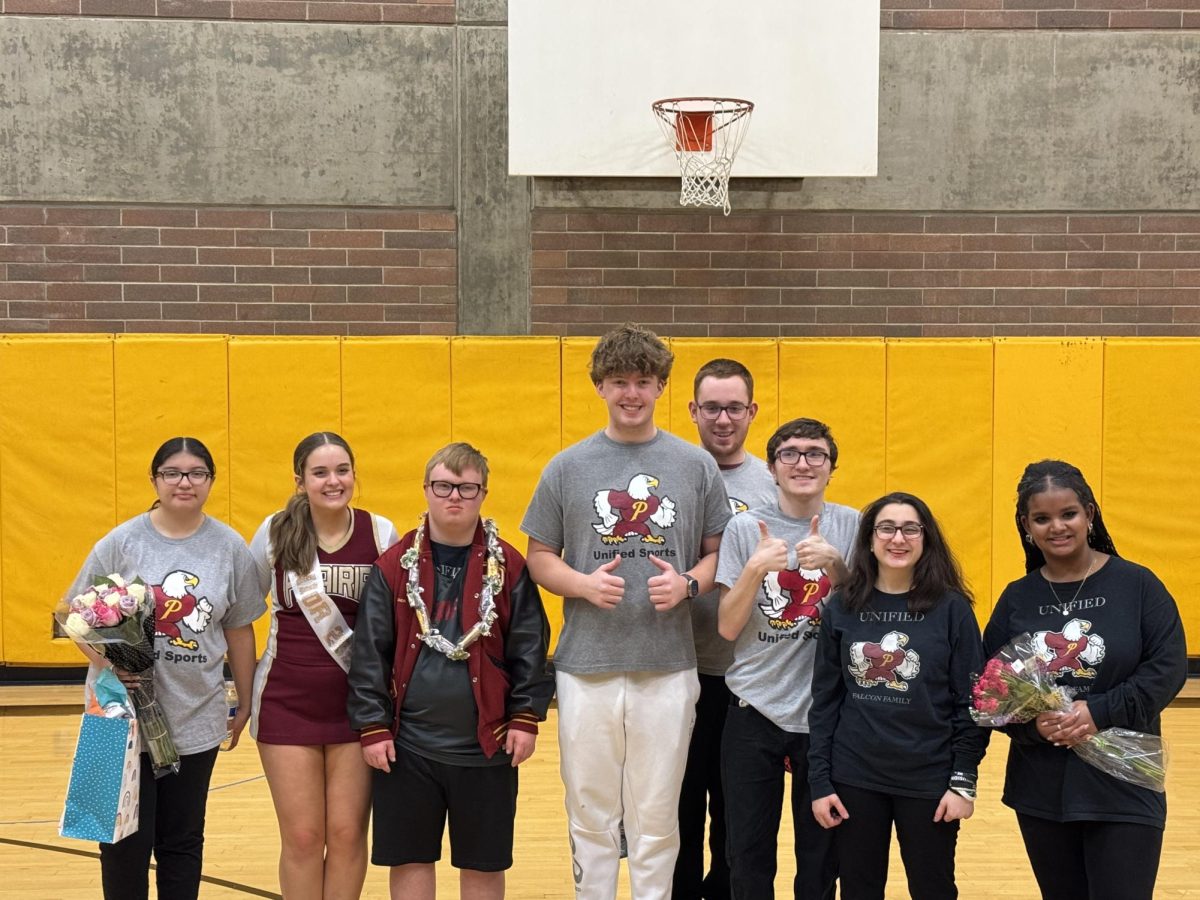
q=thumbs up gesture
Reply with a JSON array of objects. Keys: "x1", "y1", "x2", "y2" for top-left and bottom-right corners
[
  {"x1": 795, "y1": 514, "x2": 840, "y2": 572},
  {"x1": 583, "y1": 556, "x2": 625, "y2": 610},
  {"x1": 647, "y1": 554, "x2": 687, "y2": 611},
  {"x1": 750, "y1": 520, "x2": 790, "y2": 575}
]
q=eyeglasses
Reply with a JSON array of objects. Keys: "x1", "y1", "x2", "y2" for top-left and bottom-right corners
[
  {"x1": 774, "y1": 448, "x2": 829, "y2": 467},
  {"x1": 156, "y1": 469, "x2": 212, "y2": 485},
  {"x1": 873, "y1": 523, "x2": 924, "y2": 539},
  {"x1": 427, "y1": 480, "x2": 485, "y2": 500},
  {"x1": 697, "y1": 403, "x2": 750, "y2": 421}
]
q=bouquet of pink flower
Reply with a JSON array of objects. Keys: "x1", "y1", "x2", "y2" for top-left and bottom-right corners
[
  {"x1": 971, "y1": 634, "x2": 1167, "y2": 792},
  {"x1": 57, "y1": 575, "x2": 180, "y2": 776}
]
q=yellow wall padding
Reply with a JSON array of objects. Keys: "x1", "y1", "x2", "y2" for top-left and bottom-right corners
[
  {"x1": 1102, "y1": 341, "x2": 1200, "y2": 653},
  {"x1": 991, "y1": 339, "x2": 1103, "y2": 613},
  {"x1": 3, "y1": 335, "x2": 1199, "y2": 665},
  {"x1": 1, "y1": 336, "x2": 116, "y2": 664},
  {"x1": 114, "y1": 336, "x2": 231, "y2": 525},
  {"x1": 885, "y1": 341, "x2": 994, "y2": 621},
  {"x1": 341, "y1": 337, "x2": 452, "y2": 532},
  {"x1": 779, "y1": 339, "x2": 887, "y2": 513},
  {"x1": 451, "y1": 338, "x2": 565, "y2": 640},
  {"x1": 228, "y1": 337, "x2": 342, "y2": 649}
]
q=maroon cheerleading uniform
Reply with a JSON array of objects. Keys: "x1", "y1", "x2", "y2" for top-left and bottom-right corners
[{"x1": 251, "y1": 508, "x2": 398, "y2": 745}]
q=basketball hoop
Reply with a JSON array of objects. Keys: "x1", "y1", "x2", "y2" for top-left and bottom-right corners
[{"x1": 652, "y1": 97, "x2": 754, "y2": 215}]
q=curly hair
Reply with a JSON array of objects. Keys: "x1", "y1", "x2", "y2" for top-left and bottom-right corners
[{"x1": 589, "y1": 323, "x2": 674, "y2": 384}]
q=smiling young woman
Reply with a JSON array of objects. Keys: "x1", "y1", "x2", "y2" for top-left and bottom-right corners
[
  {"x1": 985, "y1": 460, "x2": 1187, "y2": 900},
  {"x1": 808, "y1": 491, "x2": 986, "y2": 900},
  {"x1": 69, "y1": 436, "x2": 264, "y2": 900},
  {"x1": 248, "y1": 432, "x2": 399, "y2": 900}
]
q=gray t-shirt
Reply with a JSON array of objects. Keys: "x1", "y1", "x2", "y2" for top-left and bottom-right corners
[
  {"x1": 71, "y1": 513, "x2": 265, "y2": 754},
  {"x1": 522, "y1": 429, "x2": 731, "y2": 674},
  {"x1": 715, "y1": 500, "x2": 858, "y2": 732},
  {"x1": 693, "y1": 454, "x2": 776, "y2": 675}
]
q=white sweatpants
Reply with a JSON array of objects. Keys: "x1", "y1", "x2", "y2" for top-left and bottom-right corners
[{"x1": 556, "y1": 668, "x2": 700, "y2": 900}]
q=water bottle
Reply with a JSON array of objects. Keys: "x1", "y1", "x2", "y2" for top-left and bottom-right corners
[{"x1": 219, "y1": 679, "x2": 238, "y2": 751}]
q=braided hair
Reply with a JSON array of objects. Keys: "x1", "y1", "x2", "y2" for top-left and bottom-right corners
[{"x1": 1014, "y1": 460, "x2": 1119, "y2": 573}]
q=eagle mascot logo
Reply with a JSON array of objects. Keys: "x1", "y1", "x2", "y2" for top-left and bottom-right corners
[
  {"x1": 152, "y1": 570, "x2": 214, "y2": 651},
  {"x1": 1033, "y1": 618, "x2": 1105, "y2": 678},
  {"x1": 592, "y1": 473, "x2": 677, "y2": 545},
  {"x1": 849, "y1": 631, "x2": 921, "y2": 691},
  {"x1": 760, "y1": 566, "x2": 830, "y2": 630},
  {"x1": 727, "y1": 496, "x2": 750, "y2": 515}
]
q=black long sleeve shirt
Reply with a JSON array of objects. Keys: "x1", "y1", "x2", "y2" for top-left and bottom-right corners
[
  {"x1": 984, "y1": 556, "x2": 1186, "y2": 828},
  {"x1": 808, "y1": 588, "x2": 987, "y2": 800}
]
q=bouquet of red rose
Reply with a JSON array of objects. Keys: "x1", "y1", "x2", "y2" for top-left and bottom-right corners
[
  {"x1": 57, "y1": 575, "x2": 180, "y2": 777},
  {"x1": 971, "y1": 633, "x2": 1167, "y2": 792}
]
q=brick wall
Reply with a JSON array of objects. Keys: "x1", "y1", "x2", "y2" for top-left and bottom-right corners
[
  {"x1": 0, "y1": 205, "x2": 457, "y2": 334},
  {"x1": 879, "y1": 1, "x2": 1200, "y2": 29},
  {"x1": 0, "y1": 0, "x2": 453, "y2": 23},
  {"x1": 530, "y1": 211, "x2": 1200, "y2": 338}
]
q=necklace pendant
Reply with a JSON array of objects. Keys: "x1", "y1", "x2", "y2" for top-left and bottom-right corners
[{"x1": 447, "y1": 648, "x2": 469, "y2": 661}]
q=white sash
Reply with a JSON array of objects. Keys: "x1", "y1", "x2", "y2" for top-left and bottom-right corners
[{"x1": 287, "y1": 558, "x2": 354, "y2": 673}]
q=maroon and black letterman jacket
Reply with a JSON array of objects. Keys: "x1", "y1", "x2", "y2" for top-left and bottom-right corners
[{"x1": 347, "y1": 519, "x2": 554, "y2": 757}]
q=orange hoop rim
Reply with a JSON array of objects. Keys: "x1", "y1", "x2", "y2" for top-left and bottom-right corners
[{"x1": 651, "y1": 96, "x2": 754, "y2": 113}]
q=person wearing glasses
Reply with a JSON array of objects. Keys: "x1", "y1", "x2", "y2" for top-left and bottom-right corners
[
  {"x1": 248, "y1": 432, "x2": 399, "y2": 900},
  {"x1": 808, "y1": 492, "x2": 986, "y2": 900},
  {"x1": 68, "y1": 436, "x2": 263, "y2": 900},
  {"x1": 348, "y1": 442, "x2": 554, "y2": 900},
  {"x1": 522, "y1": 324, "x2": 730, "y2": 900},
  {"x1": 984, "y1": 461, "x2": 1185, "y2": 900},
  {"x1": 675, "y1": 358, "x2": 775, "y2": 900},
  {"x1": 714, "y1": 418, "x2": 856, "y2": 900}
]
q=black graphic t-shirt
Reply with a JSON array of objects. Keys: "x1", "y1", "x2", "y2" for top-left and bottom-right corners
[{"x1": 397, "y1": 540, "x2": 505, "y2": 766}]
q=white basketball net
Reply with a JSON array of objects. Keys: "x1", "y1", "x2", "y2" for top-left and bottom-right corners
[{"x1": 652, "y1": 98, "x2": 754, "y2": 215}]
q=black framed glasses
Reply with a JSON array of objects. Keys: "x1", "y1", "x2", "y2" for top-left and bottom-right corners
[
  {"x1": 774, "y1": 448, "x2": 829, "y2": 467},
  {"x1": 427, "y1": 480, "x2": 485, "y2": 499},
  {"x1": 697, "y1": 402, "x2": 750, "y2": 421},
  {"x1": 873, "y1": 522, "x2": 925, "y2": 539},
  {"x1": 156, "y1": 469, "x2": 212, "y2": 485}
]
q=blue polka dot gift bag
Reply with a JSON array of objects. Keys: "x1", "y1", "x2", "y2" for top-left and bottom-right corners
[{"x1": 59, "y1": 692, "x2": 141, "y2": 843}]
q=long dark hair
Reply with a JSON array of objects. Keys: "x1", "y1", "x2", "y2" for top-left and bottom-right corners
[
  {"x1": 148, "y1": 437, "x2": 215, "y2": 511},
  {"x1": 1015, "y1": 460, "x2": 1119, "y2": 573},
  {"x1": 839, "y1": 491, "x2": 972, "y2": 614},
  {"x1": 269, "y1": 432, "x2": 355, "y2": 573}
]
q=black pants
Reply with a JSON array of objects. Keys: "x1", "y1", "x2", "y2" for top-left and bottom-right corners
[
  {"x1": 720, "y1": 698, "x2": 835, "y2": 900},
  {"x1": 833, "y1": 782, "x2": 958, "y2": 900},
  {"x1": 674, "y1": 673, "x2": 732, "y2": 900},
  {"x1": 1017, "y1": 813, "x2": 1163, "y2": 900},
  {"x1": 99, "y1": 747, "x2": 219, "y2": 900}
]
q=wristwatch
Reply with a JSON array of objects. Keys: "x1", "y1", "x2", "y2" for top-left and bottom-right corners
[{"x1": 683, "y1": 573, "x2": 700, "y2": 599}]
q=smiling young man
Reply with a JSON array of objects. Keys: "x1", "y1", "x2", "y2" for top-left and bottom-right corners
[
  {"x1": 522, "y1": 324, "x2": 731, "y2": 900},
  {"x1": 675, "y1": 359, "x2": 776, "y2": 900},
  {"x1": 348, "y1": 442, "x2": 554, "y2": 900},
  {"x1": 714, "y1": 418, "x2": 858, "y2": 900}
]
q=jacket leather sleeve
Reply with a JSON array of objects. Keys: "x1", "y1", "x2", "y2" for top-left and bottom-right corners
[
  {"x1": 503, "y1": 567, "x2": 555, "y2": 734},
  {"x1": 347, "y1": 563, "x2": 398, "y2": 746}
]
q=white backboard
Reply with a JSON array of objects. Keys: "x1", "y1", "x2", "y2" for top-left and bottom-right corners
[{"x1": 508, "y1": 0, "x2": 880, "y2": 178}]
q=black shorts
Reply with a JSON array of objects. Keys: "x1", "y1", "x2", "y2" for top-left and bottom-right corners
[{"x1": 370, "y1": 744, "x2": 518, "y2": 871}]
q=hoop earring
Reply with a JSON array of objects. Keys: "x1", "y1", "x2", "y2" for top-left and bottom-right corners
[{"x1": 1024, "y1": 533, "x2": 1033, "y2": 544}]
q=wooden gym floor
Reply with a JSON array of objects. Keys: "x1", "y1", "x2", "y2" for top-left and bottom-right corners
[{"x1": 1, "y1": 684, "x2": 1198, "y2": 898}]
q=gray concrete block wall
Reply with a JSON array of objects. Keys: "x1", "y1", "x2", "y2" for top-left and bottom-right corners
[{"x1": 2, "y1": 12, "x2": 1200, "y2": 335}]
